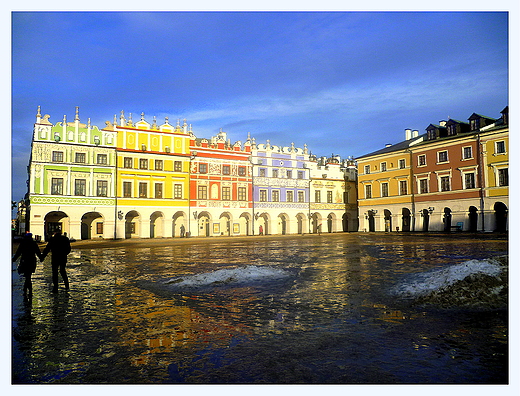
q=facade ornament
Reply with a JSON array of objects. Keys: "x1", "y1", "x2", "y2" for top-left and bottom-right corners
[{"x1": 75, "y1": 106, "x2": 80, "y2": 122}]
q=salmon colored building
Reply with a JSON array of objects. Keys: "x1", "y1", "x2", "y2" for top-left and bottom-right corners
[{"x1": 189, "y1": 129, "x2": 253, "y2": 237}]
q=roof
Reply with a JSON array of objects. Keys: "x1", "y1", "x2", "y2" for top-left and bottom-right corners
[{"x1": 356, "y1": 134, "x2": 425, "y2": 160}]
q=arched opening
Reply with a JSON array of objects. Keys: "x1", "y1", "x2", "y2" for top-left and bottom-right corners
[
  {"x1": 494, "y1": 202, "x2": 508, "y2": 232},
  {"x1": 443, "y1": 207, "x2": 452, "y2": 232},
  {"x1": 150, "y1": 211, "x2": 164, "y2": 238},
  {"x1": 342, "y1": 213, "x2": 349, "y2": 232},
  {"x1": 384, "y1": 209, "x2": 392, "y2": 232},
  {"x1": 81, "y1": 211, "x2": 104, "y2": 240},
  {"x1": 44, "y1": 211, "x2": 69, "y2": 241},
  {"x1": 296, "y1": 213, "x2": 306, "y2": 234},
  {"x1": 422, "y1": 209, "x2": 430, "y2": 232},
  {"x1": 220, "y1": 212, "x2": 232, "y2": 236},
  {"x1": 197, "y1": 211, "x2": 211, "y2": 237},
  {"x1": 125, "y1": 210, "x2": 140, "y2": 239},
  {"x1": 401, "y1": 208, "x2": 411, "y2": 232},
  {"x1": 256, "y1": 213, "x2": 269, "y2": 235},
  {"x1": 327, "y1": 213, "x2": 335, "y2": 233},
  {"x1": 468, "y1": 206, "x2": 478, "y2": 232},
  {"x1": 239, "y1": 212, "x2": 251, "y2": 236},
  {"x1": 311, "y1": 212, "x2": 323, "y2": 233},
  {"x1": 172, "y1": 211, "x2": 187, "y2": 237},
  {"x1": 278, "y1": 213, "x2": 288, "y2": 235},
  {"x1": 367, "y1": 210, "x2": 376, "y2": 232}
]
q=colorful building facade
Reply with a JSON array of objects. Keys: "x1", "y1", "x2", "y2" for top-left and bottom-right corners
[
  {"x1": 356, "y1": 107, "x2": 508, "y2": 233},
  {"x1": 27, "y1": 107, "x2": 117, "y2": 240},
  {"x1": 24, "y1": 107, "x2": 357, "y2": 240}
]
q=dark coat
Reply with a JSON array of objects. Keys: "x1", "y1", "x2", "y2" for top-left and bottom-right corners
[
  {"x1": 42, "y1": 234, "x2": 71, "y2": 264},
  {"x1": 13, "y1": 237, "x2": 42, "y2": 274}
]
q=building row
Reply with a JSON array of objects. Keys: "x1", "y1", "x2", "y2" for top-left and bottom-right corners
[
  {"x1": 22, "y1": 107, "x2": 358, "y2": 241},
  {"x1": 19, "y1": 105, "x2": 508, "y2": 240},
  {"x1": 356, "y1": 107, "x2": 509, "y2": 233}
]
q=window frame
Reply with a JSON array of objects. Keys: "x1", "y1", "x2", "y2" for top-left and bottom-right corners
[
  {"x1": 52, "y1": 151, "x2": 64, "y2": 163},
  {"x1": 74, "y1": 179, "x2": 86, "y2": 196},
  {"x1": 96, "y1": 180, "x2": 108, "y2": 197}
]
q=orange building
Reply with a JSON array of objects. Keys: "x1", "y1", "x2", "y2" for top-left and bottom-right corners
[{"x1": 357, "y1": 107, "x2": 508, "y2": 233}]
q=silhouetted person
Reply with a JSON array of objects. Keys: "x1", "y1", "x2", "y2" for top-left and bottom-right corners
[
  {"x1": 41, "y1": 230, "x2": 71, "y2": 293},
  {"x1": 12, "y1": 232, "x2": 43, "y2": 300},
  {"x1": 180, "y1": 224, "x2": 185, "y2": 238}
]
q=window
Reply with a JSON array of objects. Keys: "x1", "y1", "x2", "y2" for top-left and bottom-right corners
[
  {"x1": 327, "y1": 190, "x2": 333, "y2": 203},
  {"x1": 399, "y1": 159, "x2": 406, "y2": 169},
  {"x1": 315, "y1": 190, "x2": 321, "y2": 203},
  {"x1": 238, "y1": 167, "x2": 246, "y2": 176},
  {"x1": 222, "y1": 165, "x2": 230, "y2": 175},
  {"x1": 418, "y1": 155, "x2": 426, "y2": 166},
  {"x1": 297, "y1": 171, "x2": 304, "y2": 179},
  {"x1": 155, "y1": 183, "x2": 163, "y2": 198},
  {"x1": 75, "y1": 152, "x2": 86, "y2": 163},
  {"x1": 365, "y1": 185, "x2": 372, "y2": 199},
  {"x1": 272, "y1": 190, "x2": 280, "y2": 202},
  {"x1": 51, "y1": 178, "x2": 63, "y2": 195},
  {"x1": 174, "y1": 184, "x2": 182, "y2": 199},
  {"x1": 298, "y1": 191, "x2": 305, "y2": 203},
  {"x1": 197, "y1": 185, "x2": 208, "y2": 200},
  {"x1": 97, "y1": 180, "x2": 108, "y2": 197},
  {"x1": 399, "y1": 180, "x2": 408, "y2": 195},
  {"x1": 139, "y1": 182, "x2": 147, "y2": 198},
  {"x1": 139, "y1": 159, "x2": 148, "y2": 169},
  {"x1": 498, "y1": 168, "x2": 508, "y2": 186},
  {"x1": 272, "y1": 169, "x2": 279, "y2": 178},
  {"x1": 238, "y1": 187, "x2": 247, "y2": 201},
  {"x1": 364, "y1": 165, "x2": 370, "y2": 174},
  {"x1": 199, "y1": 163, "x2": 207, "y2": 174},
  {"x1": 496, "y1": 141, "x2": 506, "y2": 154},
  {"x1": 286, "y1": 170, "x2": 292, "y2": 179},
  {"x1": 124, "y1": 157, "x2": 133, "y2": 168},
  {"x1": 123, "y1": 182, "x2": 132, "y2": 197},
  {"x1": 448, "y1": 125, "x2": 457, "y2": 136},
  {"x1": 259, "y1": 189, "x2": 267, "y2": 202},
  {"x1": 74, "y1": 179, "x2": 86, "y2": 196},
  {"x1": 440, "y1": 176, "x2": 450, "y2": 192},
  {"x1": 96, "y1": 222, "x2": 103, "y2": 235},
  {"x1": 381, "y1": 162, "x2": 387, "y2": 172},
  {"x1": 155, "y1": 160, "x2": 163, "y2": 171},
  {"x1": 174, "y1": 161, "x2": 182, "y2": 172},
  {"x1": 286, "y1": 190, "x2": 294, "y2": 202},
  {"x1": 381, "y1": 182, "x2": 389, "y2": 197},
  {"x1": 438, "y1": 151, "x2": 448, "y2": 163},
  {"x1": 463, "y1": 147, "x2": 473, "y2": 159},
  {"x1": 419, "y1": 179, "x2": 428, "y2": 194},
  {"x1": 52, "y1": 151, "x2": 64, "y2": 162},
  {"x1": 464, "y1": 173, "x2": 475, "y2": 189},
  {"x1": 97, "y1": 154, "x2": 108, "y2": 165},
  {"x1": 259, "y1": 168, "x2": 266, "y2": 177},
  {"x1": 222, "y1": 186, "x2": 231, "y2": 200}
]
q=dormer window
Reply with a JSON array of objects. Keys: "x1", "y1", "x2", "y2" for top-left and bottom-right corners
[
  {"x1": 470, "y1": 119, "x2": 479, "y2": 131},
  {"x1": 448, "y1": 125, "x2": 457, "y2": 136}
]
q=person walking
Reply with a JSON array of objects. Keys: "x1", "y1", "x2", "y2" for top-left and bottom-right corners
[
  {"x1": 41, "y1": 230, "x2": 71, "y2": 293},
  {"x1": 12, "y1": 232, "x2": 43, "y2": 301}
]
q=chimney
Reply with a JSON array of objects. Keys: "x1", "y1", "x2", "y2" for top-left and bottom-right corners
[
  {"x1": 405, "y1": 129, "x2": 412, "y2": 140},
  {"x1": 412, "y1": 130, "x2": 419, "y2": 138}
]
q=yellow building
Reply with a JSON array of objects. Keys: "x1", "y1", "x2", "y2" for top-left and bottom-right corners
[
  {"x1": 356, "y1": 130, "x2": 423, "y2": 232},
  {"x1": 106, "y1": 112, "x2": 192, "y2": 238},
  {"x1": 479, "y1": 106, "x2": 508, "y2": 231}
]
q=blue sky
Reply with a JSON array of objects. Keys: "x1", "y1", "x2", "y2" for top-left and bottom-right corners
[{"x1": 10, "y1": 9, "x2": 510, "y2": 206}]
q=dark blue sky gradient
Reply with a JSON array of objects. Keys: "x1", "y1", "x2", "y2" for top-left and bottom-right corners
[{"x1": 11, "y1": 11, "x2": 509, "y2": 203}]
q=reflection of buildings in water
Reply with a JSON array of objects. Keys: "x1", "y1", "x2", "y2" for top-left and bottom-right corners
[{"x1": 113, "y1": 288, "x2": 259, "y2": 367}]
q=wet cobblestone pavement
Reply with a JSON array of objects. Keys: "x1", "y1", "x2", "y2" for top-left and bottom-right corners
[{"x1": 11, "y1": 233, "x2": 509, "y2": 384}]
